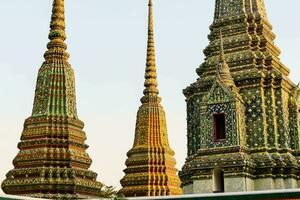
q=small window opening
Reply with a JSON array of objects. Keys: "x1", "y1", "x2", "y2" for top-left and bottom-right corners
[
  {"x1": 213, "y1": 168, "x2": 225, "y2": 193},
  {"x1": 213, "y1": 113, "x2": 226, "y2": 140}
]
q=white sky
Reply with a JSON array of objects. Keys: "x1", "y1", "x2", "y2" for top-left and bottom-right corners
[{"x1": 0, "y1": 0, "x2": 299, "y2": 193}]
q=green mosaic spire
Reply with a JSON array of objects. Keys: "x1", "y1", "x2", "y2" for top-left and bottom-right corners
[
  {"x1": 1, "y1": 0, "x2": 103, "y2": 198},
  {"x1": 180, "y1": 0, "x2": 300, "y2": 194},
  {"x1": 32, "y1": 0, "x2": 77, "y2": 118},
  {"x1": 214, "y1": 0, "x2": 268, "y2": 21}
]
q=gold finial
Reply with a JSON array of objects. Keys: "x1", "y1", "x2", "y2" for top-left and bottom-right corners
[
  {"x1": 49, "y1": 0, "x2": 66, "y2": 42},
  {"x1": 45, "y1": 0, "x2": 69, "y2": 59},
  {"x1": 142, "y1": 0, "x2": 159, "y2": 101}
]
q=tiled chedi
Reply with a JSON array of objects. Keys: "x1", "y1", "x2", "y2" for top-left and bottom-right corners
[
  {"x1": 120, "y1": 0, "x2": 182, "y2": 197},
  {"x1": 180, "y1": 0, "x2": 300, "y2": 193},
  {"x1": 1, "y1": 0, "x2": 103, "y2": 198}
]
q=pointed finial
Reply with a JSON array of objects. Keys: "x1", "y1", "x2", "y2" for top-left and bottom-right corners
[
  {"x1": 218, "y1": 30, "x2": 229, "y2": 71},
  {"x1": 142, "y1": 0, "x2": 160, "y2": 102},
  {"x1": 44, "y1": 0, "x2": 69, "y2": 60},
  {"x1": 49, "y1": 0, "x2": 66, "y2": 42},
  {"x1": 215, "y1": 30, "x2": 225, "y2": 78},
  {"x1": 215, "y1": 30, "x2": 235, "y2": 86},
  {"x1": 219, "y1": 30, "x2": 226, "y2": 65}
]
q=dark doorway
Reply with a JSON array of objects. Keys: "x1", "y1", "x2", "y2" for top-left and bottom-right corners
[
  {"x1": 213, "y1": 168, "x2": 225, "y2": 193},
  {"x1": 213, "y1": 113, "x2": 226, "y2": 141}
]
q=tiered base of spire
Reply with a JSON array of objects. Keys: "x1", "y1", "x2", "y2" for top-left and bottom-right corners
[
  {"x1": 121, "y1": 146, "x2": 182, "y2": 197},
  {"x1": 1, "y1": 116, "x2": 103, "y2": 199},
  {"x1": 2, "y1": 168, "x2": 102, "y2": 199},
  {"x1": 120, "y1": 101, "x2": 182, "y2": 197}
]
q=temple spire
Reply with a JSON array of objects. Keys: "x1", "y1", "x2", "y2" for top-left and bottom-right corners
[
  {"x1": 1, "y1": 0, "x2": 103, "y2": 198},
  {"x1": 120, "y1": 0, "x2": 182, "y2": 196},
  {"x1": 45, "y1": 0, "x2": 69, "y2": 60},
  {"x1": 181, "y1": 0, "x2": 299, "y2": 194},
  {"x1": 142, "y1": 0, "x2": 159, "y2": 101}
]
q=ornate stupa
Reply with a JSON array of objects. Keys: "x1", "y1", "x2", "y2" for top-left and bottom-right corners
[
  {"x1": 1, "y1": 0, "x2": 103, "y2": 198},
  {"x1": 180, "y1": 0, "x2": 300, "y2": 194},
  {"x1": 120, "y1": 0, "x2": 182, "y2": 197}
]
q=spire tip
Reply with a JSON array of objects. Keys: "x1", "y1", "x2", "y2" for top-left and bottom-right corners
[
  {"x1": 142, "y1": 0, "x2": 159, "y2": 102},
  {"x1": 48, "y1": 0, "x2": 66, "y2": 42}
]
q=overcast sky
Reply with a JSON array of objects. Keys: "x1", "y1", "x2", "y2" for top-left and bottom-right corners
[{"x1": 0, "y1": 0, "x2": 299, "y2": 193}]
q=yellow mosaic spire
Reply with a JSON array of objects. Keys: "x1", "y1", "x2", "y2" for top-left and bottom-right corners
[
  {"x1": 142, "y1": 0, "x2": 159, "y2": 99},
  {"x1": 120, "y1": 0, "x2": 182, "y2": 197}
]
